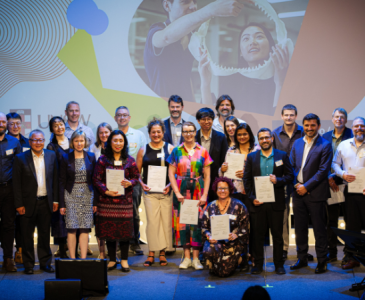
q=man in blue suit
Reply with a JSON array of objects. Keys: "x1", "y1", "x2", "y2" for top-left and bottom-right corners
[
  {"x1": 289, "y1": 114, "x2": 333, "y2": 274},
  {"x1": 163, "y1": 95, "x2": 185, "y2": 147}
]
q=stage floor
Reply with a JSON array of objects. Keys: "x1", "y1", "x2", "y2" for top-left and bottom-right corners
[{"x1": 0, "y1": 245, "x2": 364, "y2": 300}]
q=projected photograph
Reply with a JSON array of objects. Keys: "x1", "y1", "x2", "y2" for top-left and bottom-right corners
[{"x1": 129, "y1": 0, "x2": 309, "y2": 116}]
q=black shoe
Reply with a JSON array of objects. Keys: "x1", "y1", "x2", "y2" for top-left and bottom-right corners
[
  {"x1": 130, "y1": 244, "x2": 143, "y2": 255},
  {"x1": 24, "y1": 268, "x2": 34, "y2": 275},
  {"x1": 307, "y1": 253, "x2": 314, "y2": 261},
  {"x1": 108, "y1": 262, "x2": 117, "y2": 271},
  {"x1": 326, "y1": 253, "x2": 337, "y2": 263},
  {"x1": 315, "y1": 262, "x2": 327, "y2": 274},
  {"x1": 275, "y1": 267, "x2": 286, "y2": 275},
  {"x1": 251, "y1": 266, "x2": 263, "y2": 274},
  {"x1": 283, "y1": 250, "x2": 288, "y2": 261},
  {"x1": 239, "y1": 259, "x2": 250, "y2": 273},
  {"x1": 121, "y1": 267, "x2": 130, "y2": 273},
  {"x1": 40, "y1": 265, "x2": 55, "y2": 273},
  {"x1": 290, "y1": 259, "x2": 308, "y2": 270}
]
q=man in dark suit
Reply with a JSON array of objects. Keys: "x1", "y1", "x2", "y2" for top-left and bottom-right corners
[
  {"x1": 195, "y1": 107, "x2": 228, "y2": 202},
  {"x1": 322, "y1": 108, "x2": 353, "y2": 263},
  {"x1": 163, "y1": 95, "x2": 185, "y2": 147},
  {"x1": 244, "y1": 128, "x2": 294, "y2": 275},
  {"x1": 289, "y1": 113, "x2": 333, "y2": 274},
  {"x1": 13, "y1": 129, "x2": 59, "y2": 274}
]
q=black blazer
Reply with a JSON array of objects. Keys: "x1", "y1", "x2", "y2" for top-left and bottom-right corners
[
  {"x1": 59, "y1": 150, "x2": 96, "y2": 208},
  {"x1": 13, "y1": 149, "x2": 59, "y2": 217},
  {"x1": 163, "y1": 118, "x2": 185, "y2": 145},
  {"x1": 289, "y1": 135, "x2": 332, "y2": 201},
  {"x1": 243, "y1": 149, "x2": 294, "y2": 213},
  {"x1": 196, "y1": 129, "x2": 228, "y2": 187}
]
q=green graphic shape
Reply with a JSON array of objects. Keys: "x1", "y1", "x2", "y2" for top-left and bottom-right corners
[{"x1": 57, "y1": 30, "x2": 169, "y2": 128}]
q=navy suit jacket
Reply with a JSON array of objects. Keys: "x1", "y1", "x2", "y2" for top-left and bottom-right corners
[
  {"x1": 59, "y1": 150, "x2": 96, "y2": 208},
  {"x1": 243, "y1": 149, "x2": 294, "y2": 213},
  {"x1": 163, "y1": 118, "x2": 185, "y2": 145},
  {"x1": 289, "y1": 135, "x2": 332, "y2": 200},
  {"x1": 13, "y1": 149, "x2": 59, "y2": 217}
]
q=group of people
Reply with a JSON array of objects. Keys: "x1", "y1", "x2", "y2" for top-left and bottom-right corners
[{"x1": 0, "y1": 95, "x2": 364, "y2": 278}]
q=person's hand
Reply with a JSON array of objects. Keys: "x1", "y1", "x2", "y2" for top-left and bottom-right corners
[
  {"x1": 221, "y1": 162, "x2": 228, "y2": 173},
  {"x1": 141, "y1": 182, "x2": 151, "y2": 192},
  {"x1": 208, "y1": 235, "x2": 217, "y2": 244},
  {"x1": 105, "y1": 190, "x2": 121, "y2": 197},
  {"x1": 121, "y1": 179, "x2": 132, "y2": 188},
  {"x1": 343, "y1": 172, "x2": 356, "y2": 183},
  {"x1": 271, "y1": 44, "x2": 290, "y2": 88},
  {"x1": 228, "y1": 233, "x2": 238, "y2": 241},
  {"x1": 53, "y1": 203, "x2": 59, "y2": 212},
  {"x1": 210, "y1": 0, "x2": 251, "y2": 17},
  {"x1": 176, "y1": 193, "x2": 185, "y2": 204},
  {"x1": 363, "y1": 188, "x2": 365, "y2": 196},
  {"x1": 329, "y1": 177, "x2": 339, "y2": 192},
  {"x1": 235, "y1": 170, "x2": 244, "y2": 179},
  {"x1": 198, "y1": 47, "x2": 212, "y2": 86},
  {"x1": 163, "y1": 185, "x2": 171, "y2": 195},
  {"x1": 296, "y1": 184, "x2": 308, "y2": 196},
  {"x1": 93, "y1": 206, "x2": 97, "y2": 213},
  {"x1": 16, "y1": 206, "x2": 25, "y2": 215},
  {"x1": 253, "y1": 199, "x2": 263, "y2": 206},
  {"x1": 198, "y1": 194, "x2": 207, "y2": 206},
  {"x1": 60, "y1": 208, "x2": 66, "y2": 215},
  {"x1": 269, "y1": 174, "x2": 277, "y2": 184}
]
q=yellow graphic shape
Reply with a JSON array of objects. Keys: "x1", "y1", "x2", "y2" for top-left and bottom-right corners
[{"x1": 57, "y1": 30, "x2": 168, "y2": 128}]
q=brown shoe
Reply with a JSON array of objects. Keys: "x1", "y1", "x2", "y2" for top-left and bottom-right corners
[
  {"x1": 54, "y1": 248, "x2": 61, "y2": 258},
  {"x1": 3, "y1": 258, "x2": 17, "y2": 272},
  {"x1": 14, "y1": 248, "x2": 23, "y2": 264},
  {"x1": 342, "y1": 260, "x2": 360, "y2": 270}
]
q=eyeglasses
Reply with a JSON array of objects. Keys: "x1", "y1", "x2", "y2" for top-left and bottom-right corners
[
  {"x1": 182, "y1": 130, "x2": 195, "y2": 135},
  {"x1": 259, "y1": 136, "x2": 271, "y2": 141},
  {"x1": 116, "y1": 114, "x2": 129, "y2": 119},
  {"x1": 8, "y1": 122, "x2": 21, "y2": 127},
  {"x1": 200, "y1": 118, "x2": 213, "y2": 123},
  {"x1": 29, "y1": 139, "x2": 45, "y2": 143},
  {"x1": 217, "y1": 187, "x2": 229, "y2": 191}
]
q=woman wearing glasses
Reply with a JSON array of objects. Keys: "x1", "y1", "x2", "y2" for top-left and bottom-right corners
[
  {"x1": 202, "y1": 177, "x2": 249, "y2": 277},
  {"x1": 167, "y1": 121, "x2": 213, "y2": 270}
]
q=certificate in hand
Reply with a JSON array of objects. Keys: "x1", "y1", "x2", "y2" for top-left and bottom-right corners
[
  {"x1": 327, "y1": 184, "x2": 345, "y2": 205},
  {"x1": 225, "y1": 152, "x2": 245, "y2": 180},
  {"x1": 211, "y1": 214, "x2": 230, "y2": 240},
  {"x1": 147, "y1": 166, "x2": 167, "y2": 193},
  {"x1": 348, "y1": 167, "x2": 365, "y2": 193},
  {"x1": 254, "y1": 176, "x2": 275, "y2": 203},
  {"x1": 180, "y1": 200, "x2": 199, "y2": 225},
  {"x1": 106, "y1": 169, "x2": 124, "y2": 195}
]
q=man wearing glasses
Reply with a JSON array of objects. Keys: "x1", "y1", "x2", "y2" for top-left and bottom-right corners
[
  {"x1": 6, "y1": 113, "x2": 30, "y2": 152},
  {"x1": 0, "y1": 112, "x2": 21, "y2": 272},
  {"x1": 115, "y1": 106, "x2": 146, "y2": 255},
  {"x1": 243, "y1": 128, "x2": 293, "y2": 275}
]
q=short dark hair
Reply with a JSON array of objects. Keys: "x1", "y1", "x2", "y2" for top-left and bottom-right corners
[
  {"x1": 49, "y1": 116, "x2": 66, "y2": 144},
  {"x1": 168, "y1": 95, "x2": 184, "y2": 106},
  {"x1": 242, "y1": 285, "x2": 271, "y2": 300},
  {"x1": 303, "y1": 113, "x2": 320, "y2": 126},
  {"x1": 281, "y1": 104, "x2": 297, "y2": 115},
  {"x1": 332, "y1": 107, "x2": 347, "y2": 119},
  {"x1": 234, "y1": 123, "x2": 255, "y2": 151},
  {"x1": 104, "y1": 130, "x2": 129, "y2": 161},
  {"x1": 215, "y1": 95, "x2": 235, "y2": 115},
  {"x1": 257, "y1": 127, "x2": 272, "y2": 138},
  {"x1": 212, "y1": 177, "x2": 235, "y2": 195},
  {"x1": 147, "y1": 117, "x2": 165, "y2": 134},
  {"x1": 182, "y1": 121, "x2": 197, "y2": 132},
  {"x1": 6, "y1": 112, "x2": 22, "y2": 121},
  {"x1": 196, "y1": 107, "x2": 215, "y2": 121}
]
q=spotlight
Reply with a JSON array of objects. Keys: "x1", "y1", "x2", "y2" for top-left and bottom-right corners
[
  {"x1": 140, "y1": 221, "x2": 143, "y2": 226},
  {"x1": 34, "y1": 233, "x2": 38, "y2": 238},
  {"x1": 139, "y1": 208, "x2": 142, "y2": 212},
  {"x1": 340, "y1": 223, "x2": 345, "y2": 228},
  {"x1": 291, "y1": 234, "x2": 295, "y2": 238}
]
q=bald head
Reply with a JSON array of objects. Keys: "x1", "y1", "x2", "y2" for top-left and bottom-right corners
[{"x1": 0, "y1": 112, "x2": 7, "y2": 138}]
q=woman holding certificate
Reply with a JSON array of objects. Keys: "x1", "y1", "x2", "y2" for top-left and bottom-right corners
[
  {"x1": 93, "y1": 130, "x2": 140, "y2": 272},
  {"x1": 202, "y1": 177, "x2": 249, "y2": 277},
  {"x1": 167, "y1": 121, "x2": 213, "y2": 270},
  {"x1": 136, "y1": 118, "x2": 174, "y2": 267}
]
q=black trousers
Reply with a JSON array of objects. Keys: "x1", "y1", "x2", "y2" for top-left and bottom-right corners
[
  {"x1": 326, "y1": 202, "x2": 345, "y2": 256},
  {"x1": 250, "y1": 203, "x2": 284, "y2": 268},
  {"x1": 20, "y1": 198, "x2": 52, "y2": 268},
  {"x1": 106, "y1": 241, "x2": 129, "y2": 261},
  {"x1": 293, "y1": 194, "x2": 327, "y2": 263},
  {"x1": 0, "y1": 184, "x2": 16, "y2": 259},
  {"x1": 131, "y1": 183, "x2": 141, "y2": 245},
  {"x1": 15, "y1": 215, "x2": 22, "y2": 250}
]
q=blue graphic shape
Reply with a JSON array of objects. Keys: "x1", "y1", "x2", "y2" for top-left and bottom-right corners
[{"x1": 67, "y1": 0, "x2": 108, "y2": 35}]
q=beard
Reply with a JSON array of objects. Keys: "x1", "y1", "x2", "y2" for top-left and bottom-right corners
[
  {"x1": 355, "y1": 132, "x2": 364, "y2": 142},
  {"x1": 0, "y1": 127, "x2": 6, "y2": 136},
  {"x1": 170, "y1": 111, "x2": 181, "y2": 119},
  {"x1": 219, "y1": 109, "x2": 232, "y2": 118},
  {"x1": 261, "y1": 143, "x2": 272, "y2": 151}
]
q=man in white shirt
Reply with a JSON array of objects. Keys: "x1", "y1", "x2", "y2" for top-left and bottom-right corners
[
  {"x1": 115, "y1": 106, "x2": 146, "y2": 255},
  {"x1": 13, "y1": 130, "x2": 59, "y2": 274}
]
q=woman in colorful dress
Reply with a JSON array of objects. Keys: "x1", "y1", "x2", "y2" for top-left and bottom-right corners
[
  {"x1": 93, "y1": 130, "x2": 140, "y2": 272},
  {"x1": 202, "y1": 177, "x2": 249, "y2": 277},
  {"x1": 167, "y1": 121, "x2": 213, "y2": 270}
]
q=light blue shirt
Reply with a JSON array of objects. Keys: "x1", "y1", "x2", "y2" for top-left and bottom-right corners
[
  {"x1": 125, "y1": 127, "x2": 146, "y2": 160},
  {"x1": 64, "y1": 121, "x2": 96, "y2": 146}
]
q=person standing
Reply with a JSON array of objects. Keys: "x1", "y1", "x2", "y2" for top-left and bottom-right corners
[
  {"x1": 0, "y1": 112, "x2": 21, "y2": 272},
  {"x1": 196, "y1": 107, "x2": 228, "y2": 202},
  {"x1": 115, "y1": 106, "x2": 146, "y2": 255},
  {"x1": 243, "y1": 128, "x2": 293, "y2": 275},
  {"x1": 13, "y1": 129, "x2": 59, "y2": 274},
  {"x1": 322, "y1": 108, "x2": 353, "y2": 263},
  {"x1": 289, "y1": 114, "x2": 332, "y2": 274},
  {"x1": 272, "y1": 104, "x2": 304, "y2": 261},
  {"x1": 223, "y1": 116, "x2": 240, "y2": 148},
  {"x1": 163, "y1": 95, "x2": 185, "y2": 147},
  {"x1": 332, "y1": 117, "x2": 365, "y2": 270}
]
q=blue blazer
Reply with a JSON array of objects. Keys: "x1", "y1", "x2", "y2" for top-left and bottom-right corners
[
  {"x1": 243, "y1": 148, "x2": 294, "y2": 213},
  {"x1": 289, "y1": 135, "x2": 332, "y2": 200},
  {"x1": 163, "y1": 118, "x2": 185, "y2": 145}
]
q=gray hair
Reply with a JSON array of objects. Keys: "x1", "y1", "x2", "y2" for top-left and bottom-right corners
[
  {"x1": 332, "y1": 107, "x2": 348, "y2": 119},
  {"x1": 29, "y1": 129, "x2": 45, "y2": 139},
  {"x1": 70, "y1": 130, "x2": 90, "y2": 149},
  {"x1": 353, "y1": 117, "x2": 365, "y2": 125},
  {"x1": 65, "y1": 101, "x2": 80, "y2": 111},
  {"x1": 115, "y1": 106, "x2": 129, "y2": 115}
]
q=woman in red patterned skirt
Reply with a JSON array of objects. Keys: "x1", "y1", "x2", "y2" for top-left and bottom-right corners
[{"x1": 93, "y1": 130, "x2": 140, "y2": 272}]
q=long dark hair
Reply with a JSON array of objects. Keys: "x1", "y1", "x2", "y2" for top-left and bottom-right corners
[
  {"x1": 237, "y1": 22, "x2": 276, "y2": 69},
  {"x1": 224, "y1": 116, "x2": 240, "y2": 146},
  {"x1": 234, "y1": 123, "x2": 255, "y2": 151},
  {"x1": 48, "y1": 116, "x2": 66, "y2": 144},
  {"x1": 104, "y1": 130, "x2": 129, "y2": 161}
]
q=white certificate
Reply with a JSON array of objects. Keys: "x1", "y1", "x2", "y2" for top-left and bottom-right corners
[
  {"x1": 211, "y1": 214, "x2": 230, "y2": 240},
  {"x1": 254, "y1": 176, "x2": 275, "y2": 203},
  {"x1": 106, "y1": 169, "x2": 124, "y2": 195},
  {"x1": 179, "y1": 200, "x2": 199, "y2": 225},
  {"x1": 348, "y1": 167, "x2": 365, "y2": 194},
  {"x1": 224, "y1": 152, "x2": 245, "y2": 180},
  {"x1": 147, "y1": 166, "x2": 167, "y2": 193},
  {"x1": 327, "y1": 184, "x2": 345, "y2": 205}
]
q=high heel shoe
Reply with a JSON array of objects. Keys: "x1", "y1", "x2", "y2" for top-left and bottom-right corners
[
  {"x1": 107, "y1": 262, "x2": 117, "y2": 271},
  {"x1": 121, "y1": 266, "x2": 130, "y2": 273}
]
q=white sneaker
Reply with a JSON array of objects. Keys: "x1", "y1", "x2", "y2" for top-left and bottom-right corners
[
  {"x1": 179, "y1": 258, "x2": 192, "y2": 269},
  {"x1": 192, "y1": 259, "x2": 204, "y2": 270}
]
